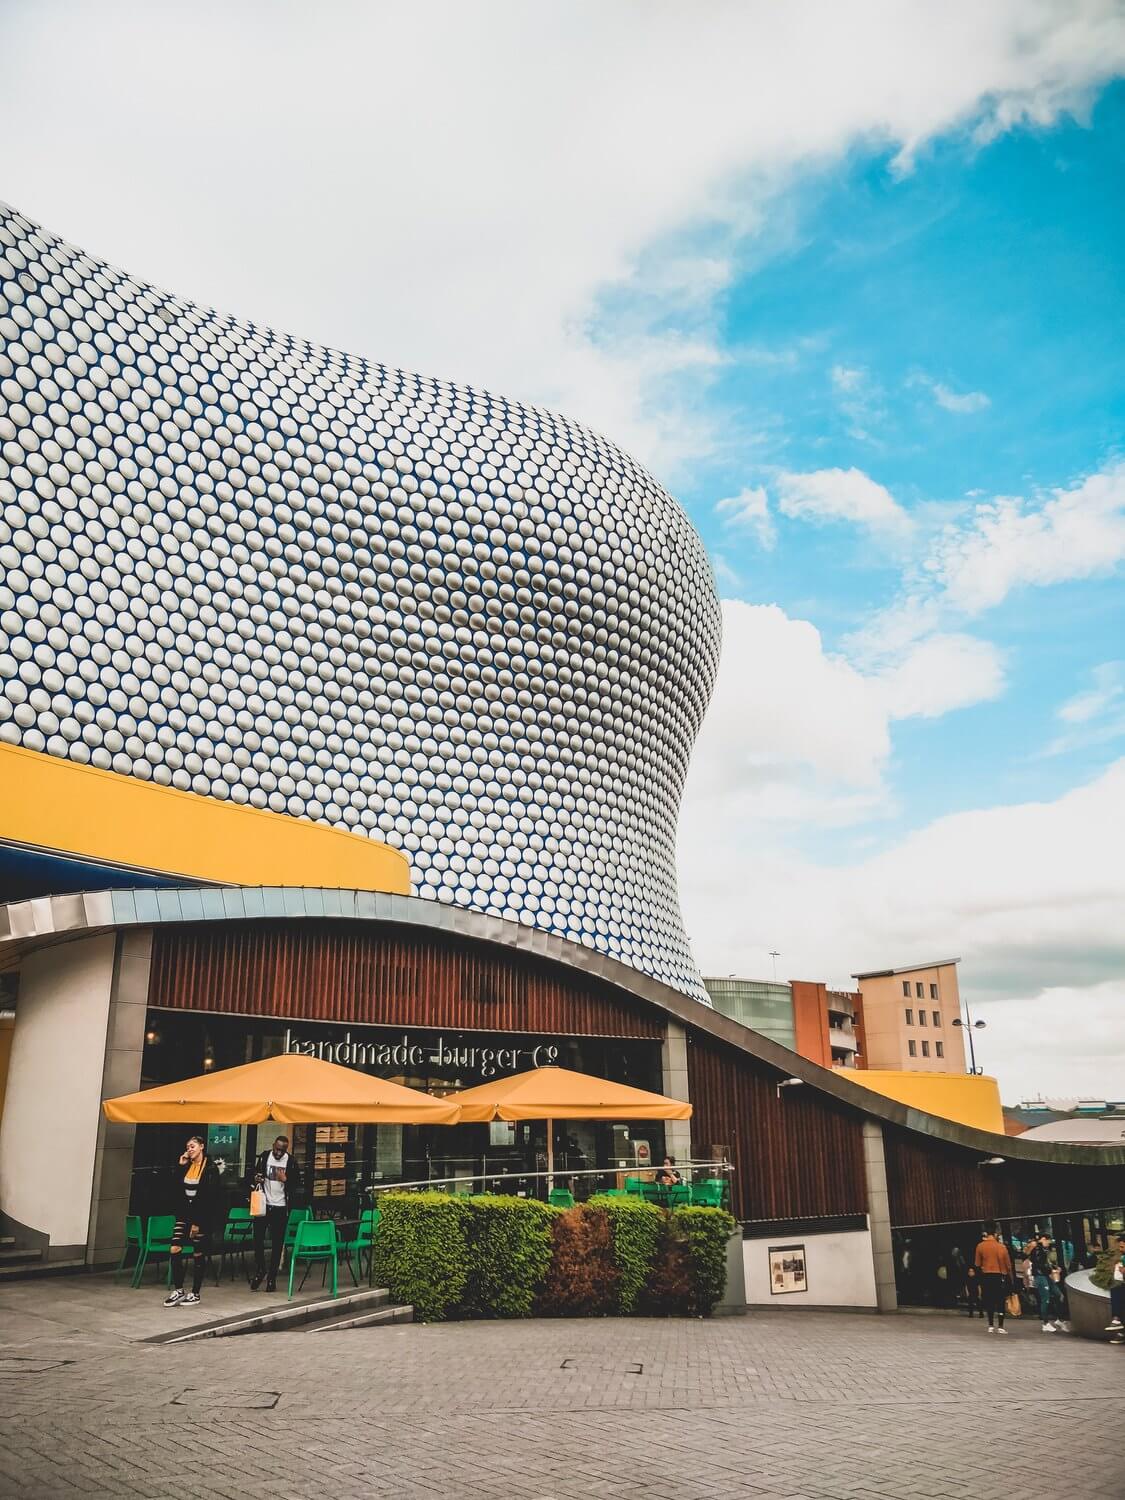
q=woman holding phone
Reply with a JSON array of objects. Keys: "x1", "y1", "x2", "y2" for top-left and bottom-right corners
[{"x1": 163, "y1": 1134, "x2": 222, "y2": 1307}]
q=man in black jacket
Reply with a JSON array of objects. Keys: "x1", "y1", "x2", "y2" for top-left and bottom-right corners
[{"x1": 249, "y1": 1134, "x2": 303, "y2": 1291}]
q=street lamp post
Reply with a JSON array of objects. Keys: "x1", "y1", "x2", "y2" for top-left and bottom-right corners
[{"x1": 952, "y1": 1002, "x2": 987, "y2": 1075}]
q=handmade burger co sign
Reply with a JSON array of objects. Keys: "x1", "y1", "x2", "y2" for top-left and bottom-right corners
[{"x1": 283, "y1": 1027, "x2": 560, "y2": 1079}]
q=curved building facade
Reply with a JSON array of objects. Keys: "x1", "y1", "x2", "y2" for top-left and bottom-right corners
[{"x1": 0, "y1": 204, "x2": 721, "y2": 1000}]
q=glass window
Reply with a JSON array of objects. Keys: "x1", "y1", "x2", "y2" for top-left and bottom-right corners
[
  {"x1": 915, "y1": 981, "x2": 924, "y2": 998},
  {"x1": 905, "y1": 1008, "x2": 913, "y2": 1025},
  {"x1": 929, "y1": 983, "x2": 938, "y2": 1000},
  {"x1": 921, "y1": 1040, "x2": 930, "y2": 1057},
  {"x1": 908, "y1": 1040, "x2": 917, "y2": 1057},
  {"x1": 936, "y1": 1041, "x2": 944, "y2": 1059},
  {"x1": 902, "y1": 980, "x2": 911, "y2": 997},
  {"x1": 918, "y1": 1010, "x2": 927, "y2": 1025},
  {"x1": 932, "y1": 1011, "x2": 940, "y2": 1027}
]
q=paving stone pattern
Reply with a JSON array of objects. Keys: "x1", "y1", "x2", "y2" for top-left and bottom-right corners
[{"x1": 0, "y1": 1292, "x2": 1121, "y2": 1499}]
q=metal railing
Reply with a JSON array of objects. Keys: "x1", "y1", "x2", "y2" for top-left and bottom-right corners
[{"x1": 365, "y1": 1160, "x2": 732, "y2": 1197}]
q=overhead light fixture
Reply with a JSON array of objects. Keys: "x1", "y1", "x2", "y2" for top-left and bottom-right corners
[
  {"x1": 979, "y1": 1156, "x2": 1005, "y2": 1167},
  {"x1": 776, "y1": 1077, "x2": 805, "y2": 1098}
]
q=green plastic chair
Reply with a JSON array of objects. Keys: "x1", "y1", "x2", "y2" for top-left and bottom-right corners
[
  {"x1": 691, "y1": 1179, "x2": 726, "y2": 1209},
  {"x1": 114, "y1": 1215, "x2": 144, "y2": 1283},
  {"x1": 624, "y1": 1177, "x2": 645, "y2": 1196},
  {"x1": 280, "y1": 1206, "x2": 312, "y2": 1269},
  {"x1": 639, "y1": 1182, "x2": 665, "y2": 1206},
  {"x1": 340, "y1": 1209, "x2": 379, "y2": 1286},
  {"x1": 288, "y1": 1219, "x2": 339, "y2": 1299},
  {"x1": 548, "y1": 1188, "x2": 575, "y2": 1209},
  {"x1": 598, "y1": 1188, "x2": 629, "y2": 1198},
  {"x1": 130, "y1": 1213, "x2": 177, "y2": 1287},
  {"x1": 217, "y1": 1208, "x2": 255, "y2": 1284},
  {"x1": 666, "y1": 1184, "x2": 692, "y2": 1208}
]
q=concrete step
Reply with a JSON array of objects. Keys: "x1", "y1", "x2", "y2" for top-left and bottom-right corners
[
  {"x1": 309, "y1": 1301, "x2": 414, "y2": 1332},
  {"x1": 147, "y1": 1285, "x2": 399, "y2": 1344},
  {"x1": 0, "y1": 1256, "x2": 85, "y2": 1280}
]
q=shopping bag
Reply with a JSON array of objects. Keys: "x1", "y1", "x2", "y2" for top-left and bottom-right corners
[
  {"x1": 249, "y1": 1187, "x2": 267, "y2": 1217},
  {"x1": 1005, "y1": 1291, "x2": 1022, "y2": 1319}
]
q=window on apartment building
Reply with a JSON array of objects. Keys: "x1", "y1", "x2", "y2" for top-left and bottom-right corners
[
  {"x1": 908, "y1": 1040, "x2": 917, "y2": 1057},
  {"x1": 905, "y1": 1008, "x2": 913, "y2": 1025},
  {"x1": 902, "y1": 980, "x2": 911, "y2": 997},
  {"x1": 935, "y1": 1041, "x2": 944, "y2": 1059},
  {"x1": 930, "y1": 1011, "x2": 939, "y2": 1026},
  {"x1": 915, "y1": 981, "x2": 924, "y2": 998},
  {"x1": 918, "y1": 1010, "x2": 927, "y2": 1025},
  {"x1": 921, "y1": 1040, "x2": 930, "y2": 1057},
  {"x1": 930, "y1": 983, "x2": 938, "y2": 999}
]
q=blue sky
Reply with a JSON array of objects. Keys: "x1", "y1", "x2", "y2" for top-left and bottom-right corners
[{"x1": 679, "y1": 84, "x2": 1125, "y2": 848}]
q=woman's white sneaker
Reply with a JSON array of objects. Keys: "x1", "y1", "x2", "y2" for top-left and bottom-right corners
[
  {"x1": 180, "y1": 1292, "x2": 201, "y2": 1305},
  {"x1": 163, "y1": 1289, "x2": 185, "y2": 1307}
]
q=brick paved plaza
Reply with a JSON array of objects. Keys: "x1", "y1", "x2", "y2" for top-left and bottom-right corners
[{"x1": 1, "y1": 1278, "x2": 1121, "y2": 1499}]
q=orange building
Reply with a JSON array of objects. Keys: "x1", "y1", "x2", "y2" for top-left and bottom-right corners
[{"x1": 851, "y1": 960, "x2": 967, "y2": 1073}]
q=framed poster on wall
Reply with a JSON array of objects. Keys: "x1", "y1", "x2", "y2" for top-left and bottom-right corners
[{"x1": 768, "y1": 1243, "x2": 807, "y2": 1295}]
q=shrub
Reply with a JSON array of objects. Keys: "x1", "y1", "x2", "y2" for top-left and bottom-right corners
[
  {"x1": 640, "y1": 1215, "x2": 694, "y2": 1315},
  {"x1": 463, "y1": 1195, "x2": 556, "y2": 1318},
  {"x1": 588, "y1": 1194, "x2": 664, "y2": 1313},
  {"x1": 538, "y1": 1204, "x2": 619, "y2": 1316},
  {"x1": 672, "y1": 1206, "x2": 737, "y2": 1316},
  {"x1": 369, "y1": 1191, "x2": 469, "y2": 1322},
  {"x1": 1090, "y1": 1245, "x2": 1123, "y2": 1292}
]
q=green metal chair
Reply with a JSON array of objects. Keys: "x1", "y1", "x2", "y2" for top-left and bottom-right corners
[
  {"x1": 288, "y1": 1219, "x2": 339, "y2": 1299},
  {"x1": 624, "y1": 1177, "x2": 645, "y2": 1196},
  {"x1": 666, "y1": 1184, "x2": 692, "y2": 1208},
  {"x1": 639, "y1": 1182, "x2": 665, "y2": 1206},
  {"x1": 216, "y1": 1208, "x2": 255, "y2": 1284},
  {"x1": 280, "y1": 1206, "x2": 312, "y2": 1270},
  {"x1": 130, "y1": 1214, "x2": 176, "y2": 1287},
  {"x1": 691, "y1": 1179, "x2": 726, "y2": 1209},
  {"x1": 340, "y1": 1209, "x2": 379, "y2": 1286},
  {"x1": 547, "y1": 1188, "x2": 575, "y2": 1209},
  {"x1": 114, "y1": 1215, "x2": 145, "y2": 1283}
]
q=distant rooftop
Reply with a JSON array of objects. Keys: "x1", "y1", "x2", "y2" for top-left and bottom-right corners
[{"x1": 851, "y1": 959, "x2": 961, "y2": 980}]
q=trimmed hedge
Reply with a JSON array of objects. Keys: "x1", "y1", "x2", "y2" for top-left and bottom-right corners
[
  {"x1": 369, "y1": 1192, "x2": 735, "y2": 1320},
  {"x1": 588, "y1": 1194, "x2": 664, "y2": 1313},
  {"x1": 538, "y1": 1203, "x2": 619, "y2": 1316},
  {"x1": 369, "y1": 1191, "x2": 470, "y2": 1322},
  {"x1": 464, "y1": 1194, "x2": 556, "y2": 1318},
  {"x1": 672, "y1": 1205, "x2": 737, "y2": 1315}
]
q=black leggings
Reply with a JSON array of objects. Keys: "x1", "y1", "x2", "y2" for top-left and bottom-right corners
[
  {"x1": 170, "y1": 1219, "x2": 210, "y2": 1294},
  {"x1": 980, "y1": 1273, "x2": 1007, "y2": 1327}
]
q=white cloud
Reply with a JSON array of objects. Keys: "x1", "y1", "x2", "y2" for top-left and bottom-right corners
[
  {"x1": 931, "y1": 382, "x2": 991, "y2": 414},
  {"x1": 775, "y1": 468, "x2": 912, "y2": 538},
  {"x1": 930, "y1": 459, "x2": 1125, "y2": 614},
  {"x1": 680, "y1": 754, "x2": 1125, "y2": 1099},
  {"x1": 1040, "y1": 661, "x2": 1125, "y2": 757},
  {"x1": 875, "y1": 633, "x2": 1006, "y2": 719},
  {"x1": 714, "y1": 487, "x2": 776, "y2": 550},
  {"x1": 831, "y1": 364, "x2": 867, "y2": 394},
  {"x1": 854, "y1": 458, "x2": 1125, "y2": 660},
  {"x1": 1, "y1": 2, "x2": 1122, "y2": 479}
]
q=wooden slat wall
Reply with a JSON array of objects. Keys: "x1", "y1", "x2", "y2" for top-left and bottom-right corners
[
  {"x1": 686, "y1": 1030, "x2": 868, "y2": 1222},
  {"x1": 148, "y1": 921, "x2": 664, "y2": 1039},
  {"x1": 884, "y1": 1125, "x2": 1125, "y2": 1227}
]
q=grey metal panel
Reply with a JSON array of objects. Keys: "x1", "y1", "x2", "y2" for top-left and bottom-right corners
[
  {"x1": 109, "y1": 891, "x2": 139, "y2": 928},
  {"x1": 221, "y1": 889, "x2": 247, "y2": 920},
  {"x1": 155, "y1": 890, "x2": 184, "y2": 924},
  {"x1": 177, "y1": 889, "x2": 205, "y2": 923},
  {"x1": 199, "y1": 889, "x2": 227, "y2": 922},
  {"x1": 133, "y1": 891, "x2": 163, "y2": 926}
]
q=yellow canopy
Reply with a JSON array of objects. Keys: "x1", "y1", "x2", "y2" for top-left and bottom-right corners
[
  {"x1": 102, "y1": 1051, "x2": 462, "y2": 1126},
  {"x1": 448, "y1": 1065, "x2": 692, "y2": 1122}
]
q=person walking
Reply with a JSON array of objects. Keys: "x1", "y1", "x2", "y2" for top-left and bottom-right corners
[
  {"x1": 163, "y1": 1134, "x2": 222, "y2": 1307},
  {"x1": 973, "y1": 1224, "x2": 1013, "y2": 1334},
  {"x1": 1029, "y1": 1233, "x2": 1065, "y2": 1332},
  {"x1": 249, "y1": 1133, "x2": 303, "y2": 1292},
  {"x1": 1105, "y1": 1234, "x2": 1125, "y2": 1336}
]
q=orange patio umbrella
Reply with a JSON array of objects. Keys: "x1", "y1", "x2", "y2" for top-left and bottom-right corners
[
  {"x1": 102, "y1": 1051, "x2": 462, "y2": 1126},
  {"x1": 446, "y1": 1065, "x2": 691, "y2": 1187}
]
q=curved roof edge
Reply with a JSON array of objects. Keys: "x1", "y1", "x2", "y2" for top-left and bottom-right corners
[{"x1": 2, "y1": 884, "x2": 1123, "y2": 1172}]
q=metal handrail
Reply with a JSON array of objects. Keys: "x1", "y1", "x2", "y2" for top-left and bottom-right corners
[{"x1": 366, "y1": 1160, "x2": 732, "y2": 1195}]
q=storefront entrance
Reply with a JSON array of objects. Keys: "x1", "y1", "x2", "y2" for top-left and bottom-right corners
[{"x1": 129, "y1": 1010, "x2": 667, "y2": 1219}]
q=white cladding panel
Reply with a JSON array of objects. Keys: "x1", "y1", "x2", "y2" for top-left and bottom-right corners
[{"x1": 0, "y1": 205, "x2": 720, "y2": 1000}]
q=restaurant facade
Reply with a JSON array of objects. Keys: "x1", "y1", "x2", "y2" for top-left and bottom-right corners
[{"x1": 2, "y1": 885, "x2": 1123, "y2": 1312}]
